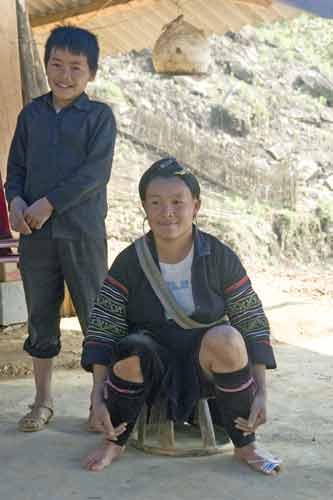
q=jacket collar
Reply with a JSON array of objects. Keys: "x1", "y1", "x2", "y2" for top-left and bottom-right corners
[
  {"x1": 145, "y1": 225, "x2": 211, "y2": 262},
  {"x1": 193, "y1": 225, "x2": 211, "y2": 258},
  {"x1": 39, "y1": 91, "x2": 91, "y2": 111}
]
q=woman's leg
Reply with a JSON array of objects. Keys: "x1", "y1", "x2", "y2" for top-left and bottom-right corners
[
  {"x1": 199, "y1": 325, "x2": 281, "y2": 475},
  {"x1": 83, "y1": 334, "x2": 166, "y2": 471}
]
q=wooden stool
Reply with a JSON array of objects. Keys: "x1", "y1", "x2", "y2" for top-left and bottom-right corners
[{"x1": 131, "y1": 398, "x2": 230, "y2": 457}]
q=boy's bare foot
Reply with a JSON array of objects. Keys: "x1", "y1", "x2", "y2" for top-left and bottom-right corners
[
  {"x1": 234, "y1": 443, "x2": 282, "y2": 476},
  {"x1": 82, "y1": 441, "x2": 125, "y2": 471}
]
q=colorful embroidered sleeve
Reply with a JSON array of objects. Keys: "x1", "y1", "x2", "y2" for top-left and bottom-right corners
[
  {"x1": 222, "y1": 247, "x2": 276, "y2": 369},
  {"x1": 81, "y1": 256, "x2": 129, "y2": 372}
]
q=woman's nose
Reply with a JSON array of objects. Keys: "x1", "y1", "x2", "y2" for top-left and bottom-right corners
[{"x1": 161, "y1": 204, "x2": 174, "y2": 216}]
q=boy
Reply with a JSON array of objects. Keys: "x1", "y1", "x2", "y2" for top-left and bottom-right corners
[{"x1": 5, "y1": 25, "x2": 116, "y2": 432}]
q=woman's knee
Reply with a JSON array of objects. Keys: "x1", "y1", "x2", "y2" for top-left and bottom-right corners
[
  {"x1": 113, "y1": 355, "x2": 143, "y2": 383},
  {"x1": 199, "y1": 325, "x2": 248, "y2": 372}
]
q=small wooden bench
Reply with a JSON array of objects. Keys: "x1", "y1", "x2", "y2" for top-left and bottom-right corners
[{"x1": 131, "y1": 398, "x2": 230, "y2": 457}]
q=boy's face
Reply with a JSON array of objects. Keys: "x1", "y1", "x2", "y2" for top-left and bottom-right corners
[{"x1": 46, "y1": 47, "x2": 96, "y2": 108}]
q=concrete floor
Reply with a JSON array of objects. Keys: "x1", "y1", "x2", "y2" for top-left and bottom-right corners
[{"x1": 1, "y1": 344, "x2": 332, "y2": 500}]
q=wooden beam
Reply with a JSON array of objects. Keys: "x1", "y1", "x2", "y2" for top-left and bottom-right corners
[
  {"x1": 233, "y1": 0, "x2": 272, "y2": 6},
  {"x1": 0, "y1": 0, "x2": 22, "y2": 180},
  {"x1": 30, "y1": 0, "x2": 152, "y2": 28}
]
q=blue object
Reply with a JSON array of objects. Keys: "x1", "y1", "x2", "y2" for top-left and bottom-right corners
[{"x1": 278, "y1": 0, "x2": 333, "y2": 18}]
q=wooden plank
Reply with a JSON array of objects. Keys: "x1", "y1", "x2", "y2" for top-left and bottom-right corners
[
  {"x1": 30, "y1": 0, "x2": 153, "y2": 28},
  {"x1": 0, "y1": 0, "x2": 22, "y2": 180},
  {"x1": 234, "y1": 0, "x2": 271, "y2": 6}
]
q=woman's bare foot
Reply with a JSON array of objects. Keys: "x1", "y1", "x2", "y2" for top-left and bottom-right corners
[
  {"x1": 234, "y1": 443, "x2": 282, "y2": 476},
  {"x1": 82, "y1": 441, "x2": 125, "y2": 471}
]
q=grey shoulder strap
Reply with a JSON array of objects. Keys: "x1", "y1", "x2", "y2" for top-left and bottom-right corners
[{"x1": 134, "y1": 236, "x2": 226, "y2": 330}]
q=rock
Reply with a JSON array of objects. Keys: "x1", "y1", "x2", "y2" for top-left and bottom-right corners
[
  {"x1": 266, "y1": 143, "x2": 293, "y2": 161},
  {"x1": 210, "y1": 104, "x2": 250, "y2": 137},
  {"x1": 325, "y1": 175, "x2": 333, "y2": 191},
  {"x1": 152, "y1": 15, "x2": 211, "y2": 74},
  {"x1": 293, "y1": 68, "x2": 333, "y2": 106},
  {"x1": 224, "y1": 25, "x2": 258, "y2": 46},
  {"x1": 320, "y1": 108, "x2": 333, "y2": 123},
  {"x1": 296, "y1": 159, "x2": 320, "y2": 182},
  {"x1": 224, "y1": 60, "x2": 254, "y2": 84}
]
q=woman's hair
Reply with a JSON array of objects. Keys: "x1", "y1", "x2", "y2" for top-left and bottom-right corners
[
  {"x1": 139, "y1": 157, "x2": 201, "y2": 201},
  {"x1": 44, "y1": 25, "x2": 99, "y2": 73}
]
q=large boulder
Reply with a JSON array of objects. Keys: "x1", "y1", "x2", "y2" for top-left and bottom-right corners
[{"x1": 152, "y1": 15, "x2": 211, "y2": 75}]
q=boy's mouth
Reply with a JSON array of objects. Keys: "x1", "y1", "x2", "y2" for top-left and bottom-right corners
[{"x1": 55, "y1": 82, "x2": 73, "y2": 89}]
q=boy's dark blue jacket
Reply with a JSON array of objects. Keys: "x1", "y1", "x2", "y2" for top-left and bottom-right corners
[{"x1": 5, "y1": 91, "x2": 116, "y2": 239}]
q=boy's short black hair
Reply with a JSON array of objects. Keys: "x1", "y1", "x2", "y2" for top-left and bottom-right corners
[
  {"x1": 44, "y1": 25, "x2": 99, "y2": 73},
  {"x1": 139, "y1": 157, "x2": 201, "y2": 201}
]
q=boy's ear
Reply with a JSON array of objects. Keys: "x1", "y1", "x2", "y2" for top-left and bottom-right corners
[{"x1": 89, "y1": 71, "x2": 97, "y2": 82}]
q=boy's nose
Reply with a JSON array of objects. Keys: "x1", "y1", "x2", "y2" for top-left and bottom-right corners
[{"x1": 60, "y1": 67, "x2": 72, "y2": 82}]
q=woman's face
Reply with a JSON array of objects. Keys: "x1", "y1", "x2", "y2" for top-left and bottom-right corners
[{"x1": 143, "y1": 176, "x2": 201, "y2": 243}]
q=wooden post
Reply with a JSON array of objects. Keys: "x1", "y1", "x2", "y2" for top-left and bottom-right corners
[
  {"x1": 16, "y1": 0, "x2": 48, "y2": 105},
  {"x1": 0, "y1": 1, "x2": 22, "y2": 181}
]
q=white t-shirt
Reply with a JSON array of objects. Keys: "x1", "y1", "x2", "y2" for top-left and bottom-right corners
[{"x1": 159, "y1": 245, "x2": 195, "y2": 318}]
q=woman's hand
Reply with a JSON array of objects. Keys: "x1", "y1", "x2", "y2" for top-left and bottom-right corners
[
  {"x1": 234, "y1": 392, "x2": 267, "y2": 436},
  {"x1": 91, "y1": 399, "x2": 127, "y2": 441}
]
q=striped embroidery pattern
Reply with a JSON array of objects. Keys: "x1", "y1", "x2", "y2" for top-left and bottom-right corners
[
  {"x1": 86, "y1": 277, "x2": 128, "y2": 345},
  {"x1": 225, "y1": 277, "x2": 270, "y2": 343}
]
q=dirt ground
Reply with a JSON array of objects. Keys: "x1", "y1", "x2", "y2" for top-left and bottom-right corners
[{"x1": 1, "y1": 261, "x2": 332, "y2": 499}]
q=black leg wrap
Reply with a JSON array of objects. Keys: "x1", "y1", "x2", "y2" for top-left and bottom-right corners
[
  {"x1": 213, "y1": 364, "x2": 256, "y2": 448},
  {"x1": 103, "y1": 369, "x2": 146, "y2": 446},
  {"x1": 104, "y1": 333, "x2": 166, "y2": 446}
]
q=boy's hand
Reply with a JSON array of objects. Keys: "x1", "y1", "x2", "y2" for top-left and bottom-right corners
[
  {"x1": 24, "y1": 197, "x2": 54, "y2": 230},
  {"x1": 9, "y1": 196, "x2": 32, "y2": 235}
]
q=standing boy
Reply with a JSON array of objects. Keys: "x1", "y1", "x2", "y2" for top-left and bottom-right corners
[{"x1": 5, "y1": 26, "x2": 116, "y2": 431}]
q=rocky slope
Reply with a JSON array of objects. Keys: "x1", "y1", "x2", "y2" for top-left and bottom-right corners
[{"x1": 88, "y1": 14, "x2": 333, "y2": 268}]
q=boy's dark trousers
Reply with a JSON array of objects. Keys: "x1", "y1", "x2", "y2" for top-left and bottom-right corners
[{"x1": 19, "y1": 236, "x2": 107, "y2": 358}]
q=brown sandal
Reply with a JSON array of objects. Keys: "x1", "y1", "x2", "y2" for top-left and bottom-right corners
[{"x1": 18, "y1": 404, "x2": 54, "y2": 432}]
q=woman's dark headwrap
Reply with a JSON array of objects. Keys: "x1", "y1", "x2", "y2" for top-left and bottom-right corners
[{"x1": 139, "y1": 157, "x2": 201, "y2": 201}]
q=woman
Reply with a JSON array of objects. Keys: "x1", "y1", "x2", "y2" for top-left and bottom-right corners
[{"x1": 81, "y1": 157, "x2": 281, "y2": 475}]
